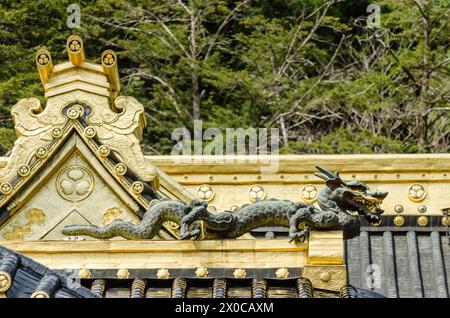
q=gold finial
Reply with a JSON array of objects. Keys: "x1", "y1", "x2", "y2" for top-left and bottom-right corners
[
  {"x1": 102, "y1": 49, "x2": 121, "y2": 105},
  {"x1": 35, "y1": 48, "x2": 53, "y2": 86},
  {"x1": 66, "y1": 35, "x2": 85, "y2": 65},
  {"x1": 34, "y1": 35, "x2": 121, "y2": 105}
]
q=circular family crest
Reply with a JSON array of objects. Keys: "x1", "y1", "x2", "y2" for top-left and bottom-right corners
[{"x1": 56, "y1": 165, "x2": 94, "y2": 202}]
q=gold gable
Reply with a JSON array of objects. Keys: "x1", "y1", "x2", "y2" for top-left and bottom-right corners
[{"x1": 0, "y1": 36, "x2": 189, "y2": 241}]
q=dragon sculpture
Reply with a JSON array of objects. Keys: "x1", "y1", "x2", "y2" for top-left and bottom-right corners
[{"x1": 62, "y1": 166, "x2": 387, "y2": 241}]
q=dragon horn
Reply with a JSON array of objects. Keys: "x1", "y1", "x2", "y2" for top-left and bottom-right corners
[
  {"x1": 314, "y1": 172, "x2": 329, "y2": 181},
  {"x1": 315, "y1": 166, "x2": 335, "y2": 179}
]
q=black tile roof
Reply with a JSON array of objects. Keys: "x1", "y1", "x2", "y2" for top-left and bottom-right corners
[
  {"x1": 345, "y1": 225, "x2": 450, "y2": 298},
  {"x1": 0, "y1": 245, "x2": 97, "y2": 298}
]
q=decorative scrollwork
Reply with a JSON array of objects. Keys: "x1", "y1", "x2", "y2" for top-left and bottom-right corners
[{"x1": 2, "y1": 208, "x2": 46, "y2": 240}]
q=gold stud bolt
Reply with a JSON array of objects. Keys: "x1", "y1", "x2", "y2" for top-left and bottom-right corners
[
  {"x1": 319, "y1": 272, "x2": 331, "y2": 282},
  {"x1": 78, "y1": 268, "x2": 91, "y2": 279},
  {"x1": 51, "y1": 127, "x2": 63, "y2": 139},
  {"x1": 84, "y1": 126, "x2": 96, "y2": 139},
  {"x1": 156, "y1": 268, "x2": 170, "y2": 279},
  {"x1": 394, "y1": 205, "x2": 404, "y2": 213},
  {"x1": 0, "y1": 183, "x2": 12, "y2": 195},
  {"x1": 18, "y1": 165, "x2": 30, "y2": 177},
  {"x1": 417, "y1": 216, "x2": 428, "y2": 227},
  {"x1": 114, "y1": 163, "x2": 127, "y2": 176},
  {"x1": 393, "y1": 216, "x2": 404, "y2": 227},
  {"x1": 275, "y1": 268, "x2": 289, "y2": 279},
  {"x1": 117, "y1": 269, "x2": 130, "y2": 279},
  {"x1": 233, "y1": 268, "x2": 246, "y2": 278},
  {"x1": 0, "y1": 272, "x2": 12, "y2": 293},
  {"x1": 98, "y1": 145, "x2": 110, "y2": 158},
  {"x1": 35, "y1": 147, "x2": 47, "y2": 159},
  {"x1": 195, "y1": 267, "x2": 208, "y2": 278},
  {"x1": 132, "y1": 181, "x2": 144, "y2": 194}
]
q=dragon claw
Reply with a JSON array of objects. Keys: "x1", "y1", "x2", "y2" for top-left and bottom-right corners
[
  {"x1": 288, "y1": 229, "x2": 309, "y2": 243},
  {"x1": 180, "y1": 229, "x2": 201, "y2": 240}
]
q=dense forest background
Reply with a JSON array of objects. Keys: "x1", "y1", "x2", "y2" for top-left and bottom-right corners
[{"x1": 0, "y1": 0, "x2": 448, "y2": 155}]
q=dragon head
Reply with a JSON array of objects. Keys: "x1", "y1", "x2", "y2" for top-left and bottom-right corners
[{"x1": 315, "y1": 166, "x2": 388, "y2": 223}]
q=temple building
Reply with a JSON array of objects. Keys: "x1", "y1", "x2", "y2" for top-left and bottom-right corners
[{"x1": 0, "y1": 36, "x2": 449, "y2": 298}]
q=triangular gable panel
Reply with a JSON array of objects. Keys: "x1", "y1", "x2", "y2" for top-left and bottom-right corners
[{"x1": 0, "y1": 133, "x2": 142, "y2": 241}]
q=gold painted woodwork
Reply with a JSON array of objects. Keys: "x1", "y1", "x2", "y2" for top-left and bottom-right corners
[
  {"x1": 307, "y1": 231, "x2": 343, "y2": 265},
  {"x1": 0, "y1": 35, "x2": 158, "y2": 189},
  {"x1": 101, "y1": 50, "x2": 121, "y2": 105},
  {"x1": 0, "y1": 237, "x2": 313, "y2": 270},
  {"x1": 0, "y1": 141, "x2": 141, "y2": 241},
  {"x1": 147, "y1": 154, "x2": 450, "y2": 217}
]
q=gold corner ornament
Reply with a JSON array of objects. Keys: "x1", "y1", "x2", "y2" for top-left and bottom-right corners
[{"x1": 302, "y1": 265, "x2": 346, "y2": 292}]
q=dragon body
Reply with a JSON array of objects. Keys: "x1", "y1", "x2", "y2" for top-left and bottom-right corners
[
  {"x1": 62, "y1": 200, "x2": 203, "y2": 240},
  {"x1": 62, "y1": 166, "x2": 387, "y2": 241}
]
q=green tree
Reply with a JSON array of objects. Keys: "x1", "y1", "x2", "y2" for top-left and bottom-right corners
[{"x1": 0, "y1": 0, "x2": 448, "y2": 155}]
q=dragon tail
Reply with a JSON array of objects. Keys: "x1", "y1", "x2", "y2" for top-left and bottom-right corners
[{"x1": 62, "y1": 220, "x2": 155, "y2": 240}]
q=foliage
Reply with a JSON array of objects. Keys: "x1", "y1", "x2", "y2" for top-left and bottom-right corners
[{"x1": 0, "y1": 0, "x2": 448, "y2": 155}]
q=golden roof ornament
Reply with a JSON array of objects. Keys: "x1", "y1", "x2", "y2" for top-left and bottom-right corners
[{"x1": 0, "y1": 35, "x2": 158, "y2": 193}]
